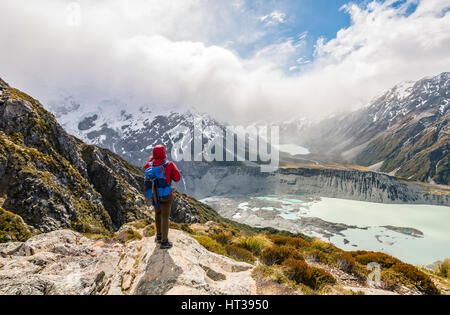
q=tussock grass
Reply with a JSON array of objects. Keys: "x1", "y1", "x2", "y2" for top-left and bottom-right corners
[
  {"x1": 260, "y1": 246, "x2": 304, "y2": 266},
  {"x1": 237, "y1": 235, "x2": 270, "y2": 255}
]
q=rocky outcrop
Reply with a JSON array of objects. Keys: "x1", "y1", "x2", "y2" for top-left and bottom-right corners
[
  {"x1": 0, "y1": 78, "x2": 211, "y2": 237},
  {"x1": 169, "y1": 191, "x2": 222, "y2": 224},
  {"x1": 0, "y1": 79, "x2": 152, "y2": 234},
  {"x1": 182, "y1": 165, "x2": 449, "y2": 206},
  {"x1": 0, "y1": 229, "x2": 255, "y2": 295}
]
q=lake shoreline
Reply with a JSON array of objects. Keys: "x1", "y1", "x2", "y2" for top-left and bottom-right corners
[{"x1": 201, "y1": 195, "x2": 450, "y2": 265}]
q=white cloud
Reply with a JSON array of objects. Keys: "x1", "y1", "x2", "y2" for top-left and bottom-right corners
[
  {"x1": 260, "y1": 10, "x2": 287, "y2": 26},
  {"x1": 298, "y1": 31, "x2": 308, "y2": 40},
  {"x1": 0, "y1": 0, "x2": 449, "y2": 124},
  {"x1": 296, "y1": 57, "x2": 311, "y2": 65}
]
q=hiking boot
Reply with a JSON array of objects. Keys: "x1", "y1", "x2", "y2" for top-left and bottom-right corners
[
  {"x1": 160, "y1": 239, "x2": 173, "y2": 249},
  {"x1": 155, "y1": 233, "x2": 162, "y2": 244}
]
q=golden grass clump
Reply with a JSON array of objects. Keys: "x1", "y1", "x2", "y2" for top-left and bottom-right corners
[
  {"x1": 282, "y1": 258, "x2": 336, "y2": 290},
  {"x1": 194, "y1": 235, "x2": 226, "y2": 255},
  {"x1": 225, "y1": 244, "x2": 255, "y2": 264},
  {"x1": 260, "y1": 246, "x2": 304, "y2": 266},
  {"x1": 334, "y1": 252, "x2": 357, "y2": 273},
  {"x1": 268, "y1": 235, "x2": 310, "y2": 249},
  {"x1": 237, "y1": 235, "x2": 270, "y2": 254}
]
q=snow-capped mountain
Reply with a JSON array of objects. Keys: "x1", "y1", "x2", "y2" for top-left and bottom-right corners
[
  {"x1": 46, "y1": 94, "x2": 313, "y2": 169},
  {"x1": 47, "y1": 96, "x2": 230, "y2": 167},
  {"x1": 304, "y1": 72, "x2": 449, "y2": 184}
]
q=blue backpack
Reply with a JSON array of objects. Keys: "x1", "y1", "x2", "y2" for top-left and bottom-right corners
[{"x1": 145, "y1": 161, "x2": 173, "y2": 206}]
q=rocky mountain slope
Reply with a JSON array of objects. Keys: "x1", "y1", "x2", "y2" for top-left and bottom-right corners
[
  {"x1": 0, "y1": 78, "x2": 213, "y2": 236},
  {"x1": 47, "y1": 95, "x2": 229, "y2": 167},
  {"x1": 303, "y1": 72, "x2": 449, "y2": 185}
]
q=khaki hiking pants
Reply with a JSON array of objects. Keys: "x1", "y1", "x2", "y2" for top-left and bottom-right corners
[{"x1": 154, "y1": 194, "x2": 173, "y2": 241}]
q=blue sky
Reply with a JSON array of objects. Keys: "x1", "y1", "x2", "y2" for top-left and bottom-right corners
[
  {"x1": 230, "y1": 0, "x2": 421, "y2": 70},
  {"x1": 242, "y1": 0, "x2": 366, "y2": 54}
]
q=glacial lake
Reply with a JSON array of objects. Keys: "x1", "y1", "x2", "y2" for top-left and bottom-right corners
[{"x1": 200, "y1": 195, "x2": 450, "y2": 265}]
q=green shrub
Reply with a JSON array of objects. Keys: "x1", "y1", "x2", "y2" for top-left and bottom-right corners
[
  {"x1": 0, "y1": 208, "x2": 32, "y2": 243},
  {"x1": 282, "y1": 258, "x2": 312, "y2": 284},
  {"x1": 282, "y1": 258, "x2": 336, "y2": 290},
  {"x1": 269, "y1": 235, "x2": 310, "y2": 249},
  {"x1": 393, "y1": 263, "x2": 440, "y2": 295},
  {"x1": 260, "y1": 246, "x2": 304, "y2": 266},
  {"x1": 225, "y1": 244, "x2": 255, "y2": 264},
  {"x1": 334, "y1": 252, "x2": 356, "y2": 273},
  {"x1": 311, "y1": 239, "x2": 338, "y2": 254},
  {"x1": 309, "y1": 267, "x2": 336, "y2": 289},
  {"x1": 351, "y1": 251, "x2": 400, "y2": 268},
  {"x1": 194, "y1": 236, "x2": 226, "y2": 255},
  {"x1": 436, "y1": 259, "x2": 449, "y2": 279},
  {"x1": 130, "y1": 219, "x2": 153, "y2": 229},
  {"x1": 212, "y1": 233, "x2": 232, "y2": 245},
  {"x1": 114, "y1": 228, "x2": 142, "y2": 243},
  {"x1": 254, "y1": 265, "x2": 290, "y2": 285},
  {"x1": 143, "y1": 225, "x2": 155, "y2": 237},
  {"x1": 237, "y1": 235, "x2": 269, "y2": 254},
  {"x1": 304, "y1": 248, "x2": 331, "y2": 265}
]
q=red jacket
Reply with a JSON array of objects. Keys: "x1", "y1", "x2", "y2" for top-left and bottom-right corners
[{"x1": 144, "y1": 145, "x2": 181, "y2": 185}]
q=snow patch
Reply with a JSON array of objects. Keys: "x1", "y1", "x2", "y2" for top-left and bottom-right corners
[{"x1": 395, "y1": 80, "x2": 415, "y2": 100}]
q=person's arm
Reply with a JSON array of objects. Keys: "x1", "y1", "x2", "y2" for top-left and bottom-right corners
[{"x1": 166, "y1": 162, "x2": 181, "y2": 183}]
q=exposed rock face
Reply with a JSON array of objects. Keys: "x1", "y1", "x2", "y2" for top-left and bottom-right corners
[
  {"x1": 169, "y1": 191, "x2": 218, "y2": 224},
  {"x1": 0, "y1": 81, "x2": 151, "y2": 234},
  {"x1": 0, "y1": 229, "x2": 255, "y2": 295},
  {"x1": 182, "y1": 165, "x2": 449, "y2": 206}
]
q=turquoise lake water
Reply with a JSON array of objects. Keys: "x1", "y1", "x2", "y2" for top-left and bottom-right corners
[{"x1": 202, "y1": 195, "x2": 450, "y2": 265}]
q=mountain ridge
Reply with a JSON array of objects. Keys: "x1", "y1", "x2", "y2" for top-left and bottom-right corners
[{"x1": 301, "y1": 72, "x2": 449, "y2": 184}]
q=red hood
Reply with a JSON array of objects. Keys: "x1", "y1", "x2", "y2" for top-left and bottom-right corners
[{"x1": 152, "y1": 145, "x2": 166, "y2": 163}]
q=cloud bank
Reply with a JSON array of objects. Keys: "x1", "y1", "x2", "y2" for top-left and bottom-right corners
[{"x1": 0, "y1": 0, "x2": 449, "y2": 124}]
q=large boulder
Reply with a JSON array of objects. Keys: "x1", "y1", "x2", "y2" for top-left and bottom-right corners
[{"x1": 0, "y1": 229, "x2": 256, "y2": 295}]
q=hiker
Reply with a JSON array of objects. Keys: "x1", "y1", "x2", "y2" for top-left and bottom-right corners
[{"x1": 144, "y1": 145, "x2": 181, "y2": 249}]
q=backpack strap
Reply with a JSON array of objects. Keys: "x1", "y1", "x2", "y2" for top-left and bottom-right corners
[
  {"x1": 151, "y1": 161, "x2": 169, "y2": 167},
  {"x1": 159, "y1": 161, "x2": 169, "y2": 178}
]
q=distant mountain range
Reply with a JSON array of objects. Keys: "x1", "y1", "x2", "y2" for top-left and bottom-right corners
[
  {"x1": 46, "y1": 72, "x2": 449, "y2": 185},
  {"x1": 301, "y1": 72, "x2": 449, "y2": 185}
]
